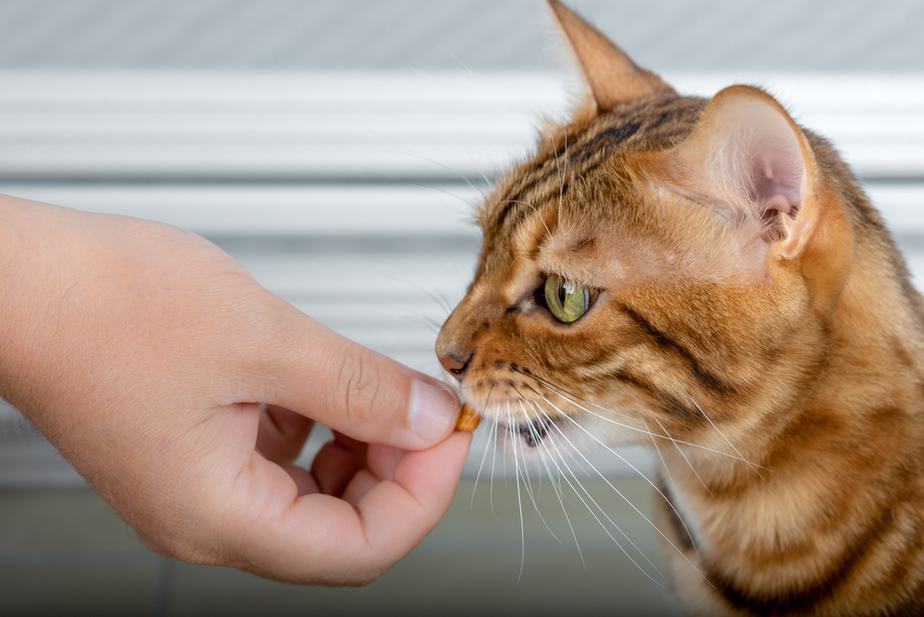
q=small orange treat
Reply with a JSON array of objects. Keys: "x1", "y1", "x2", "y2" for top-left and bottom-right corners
[{"x1": 455, "y1": 404, "x2": 481, "y2": 432}]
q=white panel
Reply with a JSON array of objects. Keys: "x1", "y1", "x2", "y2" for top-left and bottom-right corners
[
  {"x1": 0, "y1": 72, "x2": 923, "y2": 178},
  {"x1": 1, "y1": 182, "x2": 922, "y2": 237},
  {"x1": 3, "y1": 71, "x2": 924, "y2": 485},
  {"x1": 0, "y1": 184, "x2": 484, "y2": 235}
]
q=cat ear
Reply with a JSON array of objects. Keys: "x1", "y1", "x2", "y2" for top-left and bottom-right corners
[
  {"x1": 671, "y1": 85, "x2": 820, "y2": 261},
  {"x1": 548, "y1": 0, "x2": 675, "y2": 110}
]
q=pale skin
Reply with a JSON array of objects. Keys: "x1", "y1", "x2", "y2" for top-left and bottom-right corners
[{"x1": 0, "y1": 194, "x2": 469, "y2": 585}]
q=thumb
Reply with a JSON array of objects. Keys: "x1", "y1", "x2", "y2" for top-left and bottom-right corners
[{"x1": 259, "y1": 303, "x2": 461, "y2": 450}]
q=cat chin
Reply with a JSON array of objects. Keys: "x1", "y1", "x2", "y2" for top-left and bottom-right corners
[
  {"x1": 478, "y1": 408, "x2": 570, "y2": 452},
  {"x1": 488, "y1": 411, "x2": 626, "y2": 458},
  {"x1": 472, "y1": 399, "x2": 651, "y2": 453}
]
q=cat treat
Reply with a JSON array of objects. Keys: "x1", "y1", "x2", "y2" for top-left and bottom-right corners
[{"x1": 455, "y1": 404, "x2": 480, "y2": 432}]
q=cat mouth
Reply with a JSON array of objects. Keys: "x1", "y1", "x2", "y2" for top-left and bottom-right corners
[{"x1": 505, "y1": 415, "x2": 557, "y2": 448}]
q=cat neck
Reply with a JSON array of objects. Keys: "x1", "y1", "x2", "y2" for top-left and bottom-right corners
[{"x1": 661, "y1": 236, "x2": 924, "y2": 566}]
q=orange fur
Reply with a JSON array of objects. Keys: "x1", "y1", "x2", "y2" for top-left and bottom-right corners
[{"x1": 436, "y1": 3, "x2": 924, "y2": 614}]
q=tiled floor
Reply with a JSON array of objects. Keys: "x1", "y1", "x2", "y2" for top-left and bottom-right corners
[{"x1": 0, "y1": 478, "x2": 682, "y2": 616}]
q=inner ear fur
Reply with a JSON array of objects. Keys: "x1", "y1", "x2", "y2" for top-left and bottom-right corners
[
  {"x1": 667, "y1": 85, "x2": 853, "y2": 308},
  {"x1": 671, "y1": 86, "x2": 823, "y2": 260}
]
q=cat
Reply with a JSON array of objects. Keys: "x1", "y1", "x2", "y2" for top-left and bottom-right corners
[{"x1": 435, "y1": 1, "x2": 924, "y2": 615}]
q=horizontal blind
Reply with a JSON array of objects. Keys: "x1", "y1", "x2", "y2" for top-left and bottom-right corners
[
  {"x1": 1, "y1": 71, "x2": 922, "y2": 485},
  {"x1": 0, "y1": 72, "x2": 922, "y2": 178}
]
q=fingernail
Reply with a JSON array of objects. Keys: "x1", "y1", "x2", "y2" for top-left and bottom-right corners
[{"x1": 410, "y1": 380, "x2": 460, "y2": 442}]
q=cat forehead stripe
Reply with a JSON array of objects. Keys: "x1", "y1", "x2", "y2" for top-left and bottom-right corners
[{"x1": 491, "y1": 95, "x2": 704, "y2": 234}]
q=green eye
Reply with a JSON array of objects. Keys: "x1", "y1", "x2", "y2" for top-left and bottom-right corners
[{"x1": 543, "y1": 273, "x2": 591, "y2": 323}]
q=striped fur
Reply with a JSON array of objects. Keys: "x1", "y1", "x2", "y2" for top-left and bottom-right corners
[{"x1": 436, "y1": 3, "x2": 924, "y2": 615}]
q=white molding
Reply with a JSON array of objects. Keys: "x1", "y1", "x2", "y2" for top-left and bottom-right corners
[
  {"x1": 1, "y1": 70, "x2": 923, "y2": 486},
  {"x1": 1, "y1": 183, "x2": 922, "y2": 238},
  {"x1": 0, "y1": 71, "x2": 922, "y2": 178}
]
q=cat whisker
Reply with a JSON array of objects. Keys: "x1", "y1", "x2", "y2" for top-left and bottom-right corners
[
  {"x1": 477, "y1": 168, "x2": 493, "y2": 190},
  {"x1": 643, "y1": 414, "x2": 694, "y2": 549},
  {"x1": 541, "y1": 385, "x2": 661, "y2": 436},
  {"x1": 392, "y1": 276, "x2": 457, "y2": 318},
  {"x1": 470, "y1": 418, "x2": 497, "y2": 508},
  {"x1": 552, "y1": 130, "x2": 569, "y2": 228},
  {"x1": 506, "y1": 402, "x2": 527, "y2": 581},
  {"x1": 490, "y1": 399, "x2": 499, "y2": 517},
  {"x1": 519, "y1": 372, "x2": 660, "y2": 428},
  {"x1": 514, "y1": 368, "x2": 757, "y2": 464},
  {"x1": 651, "y1": 415, "x2": 712, "y2": 496},
  {"x1": 537, "y1": 402, "x2": 713, "y2": 589},
  {"x1": 515, "y1": 400, "x2": 561, "y2": 543},
  {"x1": 520, "y1": 401, "x2": 585, "y2": 567},
  {"x1": 690, "y1": 397, "x2": 766, "y2": 479},
  {"x1": 460, "y1": 174, "x2": 488, "y2": 202},
  {"x1": 530, "y1": 401, "x2": 663, "y2": 587},
  {"x1": 507, "y1": 199, "x2": 554, "y2": 238},
  {"x1": 434, "y1": 291, "x2": 455, "y2": 316},
  {"x1": 470, "y1": 385, "x2": 497, "y2": 508},
  {"x1": 520, "y1": 377, "x2": 640, "y2": 426},
  {"x1": 399, "y1": 156, "x2": 487, "y2": 204},
  {"x1": 427, "y1": 44, "x2": 503, "y2": 197},
  {"x1": 645, "y1": 421, "x2": 679, "y2": 476},
  {"x1": 518, "y1": 369, "x2": 753, "y2": 463},
  {"x1": 405, "y1": 314, "x2": 443, "y2": 334},
  {"x1": 410, "y1": 176, "x2": 474, "y2": 205},
  {"x1": 546, "y1": 397, "x2": 701, "y2": 558}
]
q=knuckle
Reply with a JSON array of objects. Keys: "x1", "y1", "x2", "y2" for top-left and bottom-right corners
[{"x1": 333, "y1": 345, "x2": 385, "y2": 424}]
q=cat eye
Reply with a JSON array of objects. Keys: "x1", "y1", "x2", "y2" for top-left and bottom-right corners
[{"x1": 543, "y1": 273, "x2": 591, "y2": 323}]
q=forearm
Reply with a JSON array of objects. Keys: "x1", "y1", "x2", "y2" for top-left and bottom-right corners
[
  {"x1": 0, "y1": 196, "x2": 157, "y2": 427},
  {"x1": 0, "y1": 195, "x2": 63, "y2": 411}
]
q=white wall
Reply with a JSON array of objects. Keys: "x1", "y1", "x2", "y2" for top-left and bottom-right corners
[{"x1": 1, "y1": 71, "x2": 922, "y2": 484}]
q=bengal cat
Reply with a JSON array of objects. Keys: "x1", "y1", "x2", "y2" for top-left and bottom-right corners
[{"x1": 436, "y1": 2, "x2": 924, "y2": 614}]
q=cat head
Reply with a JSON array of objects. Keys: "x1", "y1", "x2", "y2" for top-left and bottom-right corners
[{"x1": 436, "y1": 1, "x2": 854, "y2": 454}]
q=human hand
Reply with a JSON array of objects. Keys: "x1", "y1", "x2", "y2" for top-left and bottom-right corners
[{"x1": 0, "y1": 195, "x2": 468, "y2": 584}]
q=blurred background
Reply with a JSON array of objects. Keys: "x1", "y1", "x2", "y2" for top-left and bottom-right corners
[{"x1": 1, "y1": 1, "x2": 923, "y2": 614}]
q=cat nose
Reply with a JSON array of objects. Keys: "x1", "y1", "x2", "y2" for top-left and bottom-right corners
[{"x1": 439, "y1": 350, "x2": 472, "y2": 381}]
